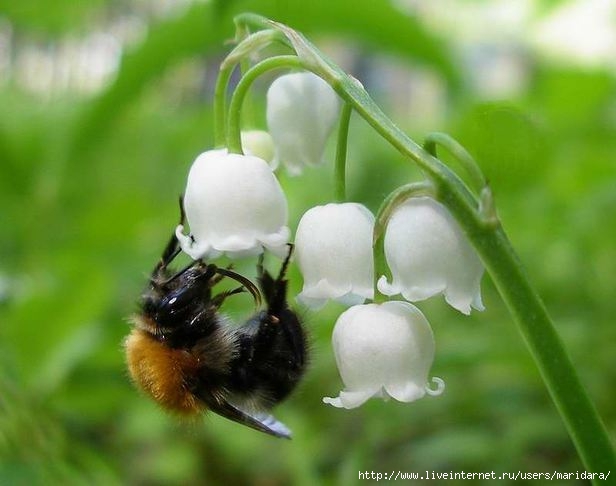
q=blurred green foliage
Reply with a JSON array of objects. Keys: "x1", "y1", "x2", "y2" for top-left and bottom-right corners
[{"x1": 1, "y1": 1, "x2": 615, "y2": 485}]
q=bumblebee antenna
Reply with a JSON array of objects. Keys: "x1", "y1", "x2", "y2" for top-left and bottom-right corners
[
  {"x1": 214, "y1": 266, "x2": 262, "y2": 307},
  {"x1": 156, "y1": 260, "x2": 198, "y2": 287},
  {"x1": 151, "y1": 196, "x2": 187, "y2": 275}
]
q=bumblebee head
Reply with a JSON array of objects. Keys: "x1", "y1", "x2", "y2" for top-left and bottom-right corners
[
  {"x1": 142, "y1": 262, "x2": 262, "y2": 331},
  {"x1": 142, "y1": 264, "x2": 217, "y2": 329}
]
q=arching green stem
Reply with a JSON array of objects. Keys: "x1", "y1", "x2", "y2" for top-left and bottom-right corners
[
  {"x1": 355, "y1": 90, "x2": 616, "y2": 481},
  {"x1": 373, "y1": 181, "x2": 437, "y2": 243},
  {"x1": 351, "y1": 79, "x2": 616, "y2": 480},
  {"x1": 423, "y1": 132, "x2": 486, "y2": 194},
  {"x1": 214, "y1": 63, "x2": 235, "y2": 147},
  {"x1": 239, "y1": 57, "x2": 256, "y2": 129},
  {"x1": 334, "y1": 103, "x2": 353, "y2": 202},
  {"x1": 233, "y1": 14, "x2": 616, "y2": 478},
  {"x1": 213, "y1": 29, "x2": 286, "y2": 147},
  {"x1": 226, "y1": 55, "x2": 302, "y2": 154}
]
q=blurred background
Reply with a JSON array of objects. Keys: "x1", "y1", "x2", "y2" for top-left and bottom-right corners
[{"x1": 1, "y1": 0, "x2": 615, "y2": 484}]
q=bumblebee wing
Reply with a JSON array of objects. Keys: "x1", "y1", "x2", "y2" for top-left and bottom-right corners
[
  {"x1": 247, "y1": 411, "x2": 292, "y2": 438},
  {"x1": 201, "y1": 394, "x2": 292, "y2": 439}
]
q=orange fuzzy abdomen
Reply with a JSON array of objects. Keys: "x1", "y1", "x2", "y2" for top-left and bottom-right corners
[{"x1": 125, "y1": 328, "x2": 205, "y2": 415}]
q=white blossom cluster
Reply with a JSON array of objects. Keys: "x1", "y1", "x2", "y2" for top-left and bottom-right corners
[{"x1": 176, "y1": 72, "x2": 484, "y2": 410}]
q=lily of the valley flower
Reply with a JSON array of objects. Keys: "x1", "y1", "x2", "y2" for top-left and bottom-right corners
[
  {"x1": 175, "y1": 149, "x2": 290, "y2": 260},
  {"x1": 241, "y1": 130, "x2": 275, "y2": 164},
  {"x1": 295, "y1": 203, "x2": 374, "y2": 309},
  {"x1": 266, "y1": 72, "x2": 340, "y2": 175},
  {"x1": 377, "y1": 197, "x2": 485, "y2": 315},
  {"x1": 323, "y1": 301, "x2": 444, "y2": 409}
]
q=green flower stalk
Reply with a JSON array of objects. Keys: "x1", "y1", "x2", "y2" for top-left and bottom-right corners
[{"x1": 220, "y1": 13, "x2": 615, "y2": 478}]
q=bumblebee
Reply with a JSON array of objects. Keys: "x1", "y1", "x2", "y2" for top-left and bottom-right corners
[{"x1": 125, "y1": 214, "x2": 307, "y2": 439}]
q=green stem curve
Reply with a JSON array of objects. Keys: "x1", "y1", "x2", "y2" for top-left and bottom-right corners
[
  {"x1": 231, "y1": 14, "x2": 615, "y2": 478},
  {"x1": 226, "y1": 55, "x2": 302, "y2": 154},
  {"x1": 373, "y1": 181, "x2": 436, "y2": 243},
  {"x1": 238, "y1": 14, "x2": 616, "y2": 478},
  {"x1": 214, "y1": 62, "x2": 235, "y2": 148},
  {"x1": 213, "y1": 29, "x2": 286, "y2": 147},
  {"x1": 348, "y1": 82, "x2": 616, "y2": 481},
  {"x1": 372, "y1": 181, "x2": 435, "y2": 304},
  {"x1": 334, "y1": 103, "x2": 353, "y2": 202},
  {"x1": 423, "y1": 131, "x2": 486, "y2": 194},
  {"x1": 346, "y1": 76, "x2": 616, "y2": 478}
]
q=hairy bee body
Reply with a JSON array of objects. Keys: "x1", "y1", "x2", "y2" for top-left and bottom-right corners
[
  {"x1": 125, "y1": 325, "x2": 205, "y2": 415},
  {"x1": 126, "y1": 231, "x2": 307, "y2": 438}
]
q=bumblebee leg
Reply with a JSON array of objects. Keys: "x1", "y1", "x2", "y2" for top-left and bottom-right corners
[
  {"x1": 209, "y1": 263, "x2": 236, "y2": 287},
  {"x1": 258, "y1": 243, "x2": 294, "y2": 316},
  {"x1": 214, "y1": 266, "x2": 261, "y2": 306},
  {"x1": 277, "y1": 243, "x2": 293, "y2": 281},
  {"x1": 211, "y1": 286, "x2": 245, "y2": 308}
]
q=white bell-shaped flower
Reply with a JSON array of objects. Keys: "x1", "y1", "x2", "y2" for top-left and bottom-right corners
[
  {"x1": 323, "y1": 301, "x2": 444, "y2": 409},
  {"x1": 175, "y1": 149, "x2": 290, "y2": 260},
  {"x1": 241, "y1": 130, "x2": 275, "y2": 164},
  {"x1": 266, "y1": 72, "x2": 340, "y2": 175},
  {"x1": 295, "y1": 203, "x2": 374, "y2": 309},
  {"x1": 377, "y1": 197, "x2": 484, "y2": 315}
]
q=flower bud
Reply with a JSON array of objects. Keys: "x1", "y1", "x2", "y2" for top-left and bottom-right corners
[
  {"x1": 241, "y1": 130, "x2": 275, "y2": 164},
  {"x1": 175, "y1": 149, "x2": 290, "y2": 260},
  {"x1": 377, "y1": 197, "x2": 484, "y2": 315},
  {"x1": 295, "y1": 203, "x2": 374, "y2": 309},
  {"x1": 323, "y1": 301, "x2": 444, "y2": 409},
  {"x1": 266, "y1": 72, "x2": 340, "y2": 175}
]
